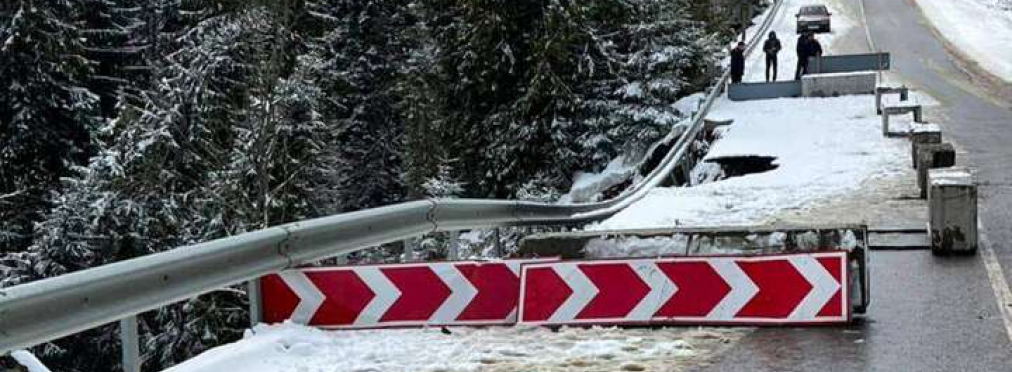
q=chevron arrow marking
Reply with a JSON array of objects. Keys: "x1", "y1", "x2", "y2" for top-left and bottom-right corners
[{"x1": 518, "y1": 252, "x2": 849, "y2": 326}]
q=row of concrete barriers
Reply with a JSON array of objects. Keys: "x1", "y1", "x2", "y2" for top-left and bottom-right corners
[{"x1": 875, "y1": 86, "x2": 977, "y2": 254}]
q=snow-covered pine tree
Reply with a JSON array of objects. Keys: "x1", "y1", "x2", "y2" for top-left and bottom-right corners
[
  {"x1": 140, "y1": 5, "x2": 332, "y2": 368},
  {"x1": 0, "y1": 0, "x2": 101, "y2": 253},
  {"x1": 0, "y1": 3, "x2": 331, "y2": 369},
  {"x1": 76, "y1": 0, "x2": 153, "y2": 117},
  {"x1": 407, "y1": 0, "x2": 549, "y2": 198},
  {"x1": 571, "y1": 0, "x2": 718, "y2": 172},
  {"x1": 302, "y1": 0, "x2": 414, "y2": 211},
  {"x1": 408, "y1": 0, "x2": 723, "y2": 201}
]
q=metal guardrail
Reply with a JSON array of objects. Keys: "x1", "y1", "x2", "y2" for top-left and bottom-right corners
[{"x1": 0, "y1": 0, "x2": 785, "y2": 355}]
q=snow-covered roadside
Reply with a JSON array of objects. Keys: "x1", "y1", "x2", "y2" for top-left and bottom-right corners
[
  {"x1": 590, "y1": 95, "x2": 908, "y2": 229},
  {"x1": 165, "y1": 323, "x2": 746, "y2": 372},
  {"x1": 913, "y1": 0, "x2": 1012, "y2": 83}
]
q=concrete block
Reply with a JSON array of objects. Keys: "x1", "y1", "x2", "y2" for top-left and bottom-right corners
[
  {"x1": 928, "y1": 167, "x2": 977, "y2": 254},
  {"x1": 808, "y1": 53, "x2": 891, "y2": 74},
  {"x1": 729, "y1": 81, "x2": 803, "y2": 101},
  {"x1": 910, "y1": 123, "x2": 942, "y2": 168},
  {"x1": 882, "y1": 103, "x2": 924, "y2": 137},
  {"x1": 875, "y1": 85, "x2": 909, "y2": 114},
  {"x1": 916, "y1": 142, "x2": 956, "y2": 198},
  {"x1": 802, "y1": 71, "x2": 877, "y2": 97}
]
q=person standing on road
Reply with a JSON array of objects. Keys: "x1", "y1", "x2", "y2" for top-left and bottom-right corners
[
  {"x1": 730, "y1": 41, "x2": 746, "y2": 84},
  {"x1": 763, "y1": 31, "x2": 782, "y2": 82},
  {"x1": 795, "y1": 32, "x2": 810, "y2": 80},
  {"x1": 808, "y1": 33, "x2": 824, "y2": 59}
]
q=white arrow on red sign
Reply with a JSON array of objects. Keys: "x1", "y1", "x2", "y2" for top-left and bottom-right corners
[
  {"x1": 260, "y1": 259, "x2": 554, "y2": 328},
  {"x1": 518, "y1": 251, "x2": 848, "y2": 325}
]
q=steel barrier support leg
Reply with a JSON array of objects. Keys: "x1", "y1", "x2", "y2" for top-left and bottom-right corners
[
  {"x1": 494, "y1": 228, "x2": 503, "y2": 258},
  {"x1": 120, "y1": 316, "x2": 140, "y2": 372},
  {"x1": 447, "y1": 231, "x2": 460, "y2": 260},
  {"x1": 248, "y1": 279, "x2": 262, "y2": 327},
  {"x1": 403, "y1": 238, "x2": 416, "y2": 262}
]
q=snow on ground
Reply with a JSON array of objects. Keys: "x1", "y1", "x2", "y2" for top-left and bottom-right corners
[
  {"x1": 590, "y1": 94, "x2": 908, "y2": 230},
  {"x1": 166, "y1": 323, "x2": 746, "y2": 372},
  {"x1": 913, "y1": 0, "x2": 1012, "y2": 83},
  {"x1": 563, "y1": 156, "x2": 637, "y2": 203}
]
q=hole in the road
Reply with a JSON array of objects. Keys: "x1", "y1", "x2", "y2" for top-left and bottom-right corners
[{"x1": 706, "y1": 156, "x2": 779, "y2": 179}]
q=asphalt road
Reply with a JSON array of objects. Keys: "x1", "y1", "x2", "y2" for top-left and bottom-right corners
[{"x1": 697, "y1": 0, "x2": 1012, "y2": 370}]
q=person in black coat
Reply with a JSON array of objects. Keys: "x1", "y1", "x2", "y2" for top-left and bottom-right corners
[
  {"x1": 795, "y1": 32, "x2": 810, "y2": 80},
  {"x1": 763, "y1": 31, "x2": 782, "y2": 82},
  {"x1": 730, "y1": 41, "x2": 746, "y2": 84},
  {"x1": 808, "y1": 33, "x2": 824, "y2": 59}
]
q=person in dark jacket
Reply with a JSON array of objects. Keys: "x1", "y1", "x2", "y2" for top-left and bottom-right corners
[
  {"x1": 808, "y1": 33, "x2": 824, "y2": 59},
  {"x1": 795, "y1": 32, "x2": 810, "y2": 80},
  {"x1": 763, "y1": 31, "x2": 782, "y2": 82},
  {"x1": 730, "y1": 41, "x2": 746, "y2": 84}
]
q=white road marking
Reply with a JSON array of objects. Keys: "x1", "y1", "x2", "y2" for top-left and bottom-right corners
[
  {"x1": 977, "y1": 218, "x2": 1012, "y2": 344},
  {"x1": 857, "y1": 0, "x2": 877, "y2": 52}
]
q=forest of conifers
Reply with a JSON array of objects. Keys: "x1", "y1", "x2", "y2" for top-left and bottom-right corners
[{"x1": 0, "y1": 0, "x2": 760, "y2": 369}]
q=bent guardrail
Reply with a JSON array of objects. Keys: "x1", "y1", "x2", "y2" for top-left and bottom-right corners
[{"x1": 0, "y1": 0, "x2": 785, "y2": 355}]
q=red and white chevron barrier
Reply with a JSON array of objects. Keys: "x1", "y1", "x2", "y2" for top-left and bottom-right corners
[
  {"x1": 518, "y1": 251, "x2": 849, "y2": 325},
  {"x1": 260, "y1": 259, "x2": 554, "y2": 328}
]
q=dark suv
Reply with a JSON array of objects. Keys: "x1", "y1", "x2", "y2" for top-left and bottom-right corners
[{"x1": 796, "y1": 5, "x2": 832, "y2": 33}]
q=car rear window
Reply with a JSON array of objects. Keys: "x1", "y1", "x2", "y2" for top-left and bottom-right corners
[{"x1": 800, "y1": 6, "x2": 828, "y2": 15}]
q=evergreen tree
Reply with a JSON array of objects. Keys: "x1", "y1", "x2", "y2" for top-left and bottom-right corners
[
  {"x1": 0, "y1": 0, "x2": 101, "y2": 253},
  {"x1": 0, "y1": 0, "x2": 755, "y2": 369},
  {"x1": 76, "y1": 0, "x2": 153, "y2": 117},
  {"x1": 303, "y1": 0, "x2": 415, "y2": 210},
  {"x1": 408, "y1": 0, "x2": 719, "y2": 199},
  {"x1": 0, "y1": 4, "x2": 337, "y2": 369}
]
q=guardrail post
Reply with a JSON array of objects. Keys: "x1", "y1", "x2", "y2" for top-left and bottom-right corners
[
  {"x1": 403, "y1": 238, "x2": 416, "y2": 262},
  {"x1": 447, "y1": 230, "x2": 460, "y2": 260},
  {"x1": 247, "y1": 279, "x2": 262, "y2": 327},
  {"x1": 493, "y1": 228, "x2": 503, "y2": 258},
  {"x1": 120, "y1": 316, "x2": 140, "y2": 372}
]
